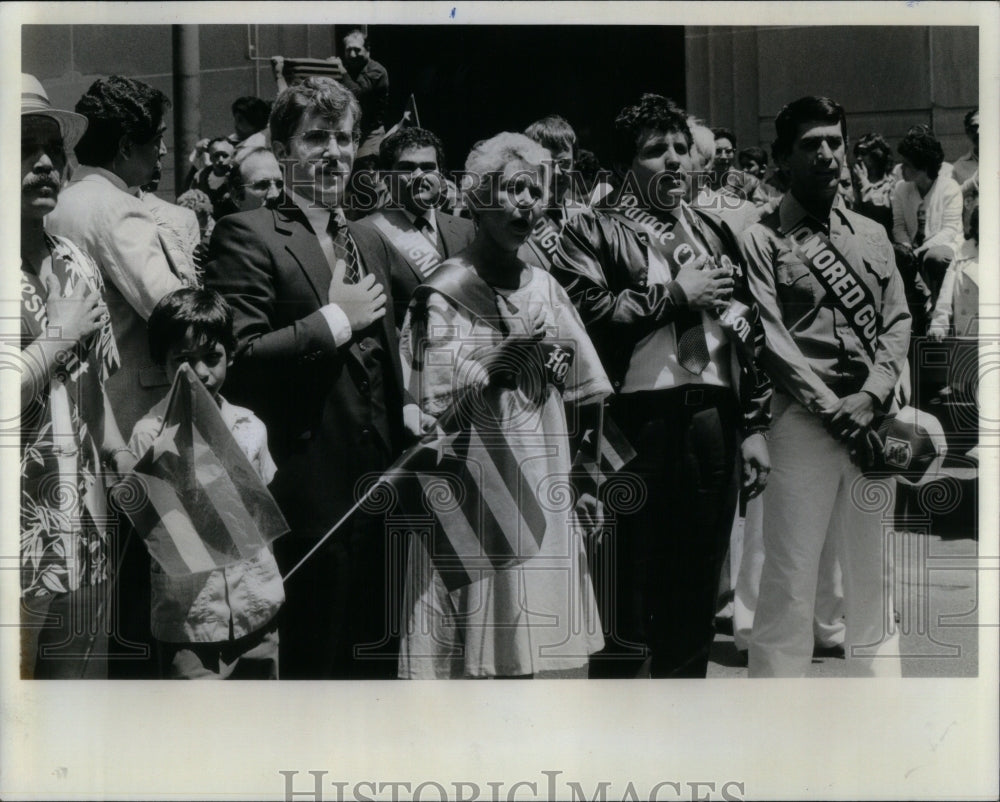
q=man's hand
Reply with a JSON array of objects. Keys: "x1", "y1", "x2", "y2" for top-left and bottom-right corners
[
  {"x1": 740, "y1": 432, "x2": 770, "y2": 499},
  {"x1": 847, "y1": 428, "x2": 881, "y2": 471},
  {"x1": 824, "y1": 392, "x2": 877, "y2": 443},
  {"x1": 574, "y1": 492, "x2": 604, "y2": 542},
  {"x1": 674, "y1": 255, "x2": 735, "y2": 311},
  {"x1": 328, "y1": 258, "x2": 387, "y2": 332},
  {"x1": 403, "y1": 403, "x2": 438, "y2": 439},
  {"x1": 45, "y1": 274, "x2": 106, "y2": 344},
  {"x1": 928, "y1": 321, "x2": 948, "y2": 342}
]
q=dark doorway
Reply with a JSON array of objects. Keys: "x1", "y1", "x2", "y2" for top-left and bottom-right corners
[{"x1": 371, "y1": 25, "x2": 686, "y2": 171}]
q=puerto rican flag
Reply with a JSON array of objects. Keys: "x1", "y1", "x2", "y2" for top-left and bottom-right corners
[{"x1": 112, "y1": 365, "x2": 288, "y2": 576}]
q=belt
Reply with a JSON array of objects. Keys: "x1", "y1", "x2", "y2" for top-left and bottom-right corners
[{"x1": 614, "y1": 385, "x2": 736, "y2": 416}]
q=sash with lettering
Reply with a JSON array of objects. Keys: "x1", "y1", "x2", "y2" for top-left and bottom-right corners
[
  {"x1": 407, "y1": 262, "x2": 575, "y2": 394},
  {"x1": 784, "y1": 217, "x2": 880, "y2": 360},
  {"x1": 520, "y1": 213, "x2": 563, "y2": 271},
  {"x1": 369, "y1": 209, "x2": 444, "y2": 280},
  {"x1": 606, "y1": 196, "x2": 758, "y2": 365}
]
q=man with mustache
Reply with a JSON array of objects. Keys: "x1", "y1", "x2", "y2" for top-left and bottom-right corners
[
  {"x1": 205, "y1": 77, "x2": 409, "y2": 678},
  {"x1": 551, "y1": 93, "x2": 772, "y2": 678},
  {"x1": 20, "y1": 74, "x2": 135, "y2": 678},
  {"x1": 356, "y1": 126, "x2": 474, "y2": 326}
]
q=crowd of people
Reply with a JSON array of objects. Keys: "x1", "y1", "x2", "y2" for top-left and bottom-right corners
[{"x1": 19, "y1": 30, "x2": 979, "y2": 680}]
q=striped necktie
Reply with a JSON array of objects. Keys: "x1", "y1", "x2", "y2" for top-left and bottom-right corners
[{"x1": 327, "y1": 209, "x2": 361, "y2": 284}]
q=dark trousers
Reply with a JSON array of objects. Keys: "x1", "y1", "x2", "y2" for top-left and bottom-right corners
[
  {"x1": 157, "y1": 617, "x2": 279, "y2": 679},
  {"x1": 894, "y1": 244, "x2": 954, "y2": 336},
  {"x1": 275, "y1": 510, "x2": 400, "y2": 679},
  {"x1": 589, "y1": 386, "x2": 740, "y2": 678},
  {"x1": 22, "y1": 583, "x2": 110, "y2": 679}
]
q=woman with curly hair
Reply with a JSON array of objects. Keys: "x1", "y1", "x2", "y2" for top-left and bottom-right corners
[{"x1": 851, "y1": 132, "x2": 896, "y2": 234}]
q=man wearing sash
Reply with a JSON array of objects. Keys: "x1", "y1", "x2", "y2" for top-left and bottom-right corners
[
  {"x1": 740, "y1": 96, "x2": 910, "y2": 677},
  {"x1": 358, "y1": 127, "x2": 474, "y2": 326},
  {"x1": 521, "y1": 115, "x2": 588, "y2": 271},
  {"x1": 551, "y1": 94, "x2": 772, "y2": 678}
]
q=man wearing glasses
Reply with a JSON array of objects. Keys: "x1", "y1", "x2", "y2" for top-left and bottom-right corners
[
  {"x1": 206, "y1": 77, "x2": 409, "y2": 679},
  {"x1": 356, "y1": 126, "x2": 474, "y2": 326}
]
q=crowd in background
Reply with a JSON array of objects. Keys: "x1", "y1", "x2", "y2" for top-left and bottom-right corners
[{"x1": 19, "y1": 26, "x2": 980, "y2": 681}]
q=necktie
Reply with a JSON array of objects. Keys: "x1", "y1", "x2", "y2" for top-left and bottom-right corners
[
  {"x1": 675, "y1": 312, "x2": 710, "y2": 375},
  {"x1": 413, "y1": 214, "x2": 436, "y2": 247},
  {"x1": 672, "y1": 214, "x2": 711, "y2": 375},
  {"x1": 328, "y1": 209, "x2": 361, "y2": 285}
]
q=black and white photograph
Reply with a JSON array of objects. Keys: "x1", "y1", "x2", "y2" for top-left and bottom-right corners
[{"x1": 1, "y1": 1, "x2": 997, "y2": 800}]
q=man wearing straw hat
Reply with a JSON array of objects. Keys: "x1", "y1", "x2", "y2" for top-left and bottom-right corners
[{"x1": 20, "y1": 74, "x2": 136, "y2": 678}]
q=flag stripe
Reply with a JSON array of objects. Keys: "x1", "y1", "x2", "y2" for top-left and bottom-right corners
[
  {"x1": 145, "y1": 452, "x2": 243, "y2": 562},
  {"x1": 138, "y1": 473, "x2": 218, "y2": 574},
  {"x1": 192, "y1": 408, "x2": 286, "y2": 542},
  {"x1": 191, "y1": 433, "x2": 268, "y2": 560},
  {"x1": 116, "y1": 474, "x2": 194, "y2": 576},
  {"x1": 417, "y1": 472, "x2": 482, "y2": 572},
  {"x1": 470, "y1": 427, "x2": 538, "y2": 558}
]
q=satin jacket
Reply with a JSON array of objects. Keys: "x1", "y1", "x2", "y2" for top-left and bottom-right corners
[{"x1": 550, "y1": 203, "x2": 771, "y2": 435}]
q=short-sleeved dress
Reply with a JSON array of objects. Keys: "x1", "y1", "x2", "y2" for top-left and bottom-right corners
[{"x1": 398, "y1": 264, "x2": 611, "y2": 678}]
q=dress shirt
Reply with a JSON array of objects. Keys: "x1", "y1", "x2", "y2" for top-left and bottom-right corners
[
  {"x1": 622, "y1": 205, "x2": 732, "y2": 392},
  {"x1": 741, "y1": 192, "x2": 911, "y2": 413},
  {"x1": 402, "y1": 208, "x2": 438, "y2": 245},
  {"x1": 288, "y1": 190, "x2": 359, "y2": 348}
]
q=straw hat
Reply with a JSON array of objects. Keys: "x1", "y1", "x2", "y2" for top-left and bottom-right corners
[{"x1": 21, "y1": 73, "x2": 88, "y2": 152}]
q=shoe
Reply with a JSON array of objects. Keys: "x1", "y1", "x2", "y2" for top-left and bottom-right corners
[{"x1": 812, "y1": 643, "x2": 845, "y2": 659}]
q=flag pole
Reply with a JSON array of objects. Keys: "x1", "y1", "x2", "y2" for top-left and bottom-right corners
[
  {"x1": 594, "y1": 401, "x2": 605, "y2": 498},
  {"x1": 280, "y1": 435, "x2": 433, "y2": 583}
]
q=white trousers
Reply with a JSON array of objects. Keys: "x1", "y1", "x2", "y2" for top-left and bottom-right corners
[
  {"x1": 749, "y1": 396, "x2": 901, "y2": 677},
  {"x1": 733, "y1": 495, "x2": 845, "y2": 652}
]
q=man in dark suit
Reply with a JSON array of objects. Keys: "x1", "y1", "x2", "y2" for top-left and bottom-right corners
[
  {"x1": 356, "y1": 127, "x2": 474, "y2": 326},
  {"x1": 205, "y1": 77, "x2": 409, "y2": 679}
]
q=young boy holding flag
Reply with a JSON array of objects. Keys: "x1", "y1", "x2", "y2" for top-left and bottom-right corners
[{"x1": 127, "y1": 288, "x2": 285, "y2": 679}]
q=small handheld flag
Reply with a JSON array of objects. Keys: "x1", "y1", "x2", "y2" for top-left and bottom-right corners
[{"x1": 112, "y1": 365, "x2": 289, "y2": 576}]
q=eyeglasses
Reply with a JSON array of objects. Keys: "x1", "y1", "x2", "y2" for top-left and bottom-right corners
[
  {"x1": 210, "y1": 151, "x2": 232, "y2": 161},
  {"x1": 291, "y1": 129, "x2": 359, "y2": 151},
  {"x1": 247, "y1": 178, "x2": 284, "y2": 193}
]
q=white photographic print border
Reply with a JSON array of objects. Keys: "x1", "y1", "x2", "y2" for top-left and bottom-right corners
[{"x1": 1, "y1": 2, "x2": 997, "y2": 800}]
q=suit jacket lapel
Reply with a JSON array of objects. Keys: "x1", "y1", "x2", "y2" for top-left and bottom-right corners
[
  {"x1": 272, "y1": 202, "x2": 330, "y2": 306},
  {"x1": 378, "y1": 208, "x2": 432, "y2": 285},
  {"x1": 349, "y1": 224, "x2": 404, "y2": 364},
  {"x1": 437, "y1": 213, "x2": 461, "y2": 258}
]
